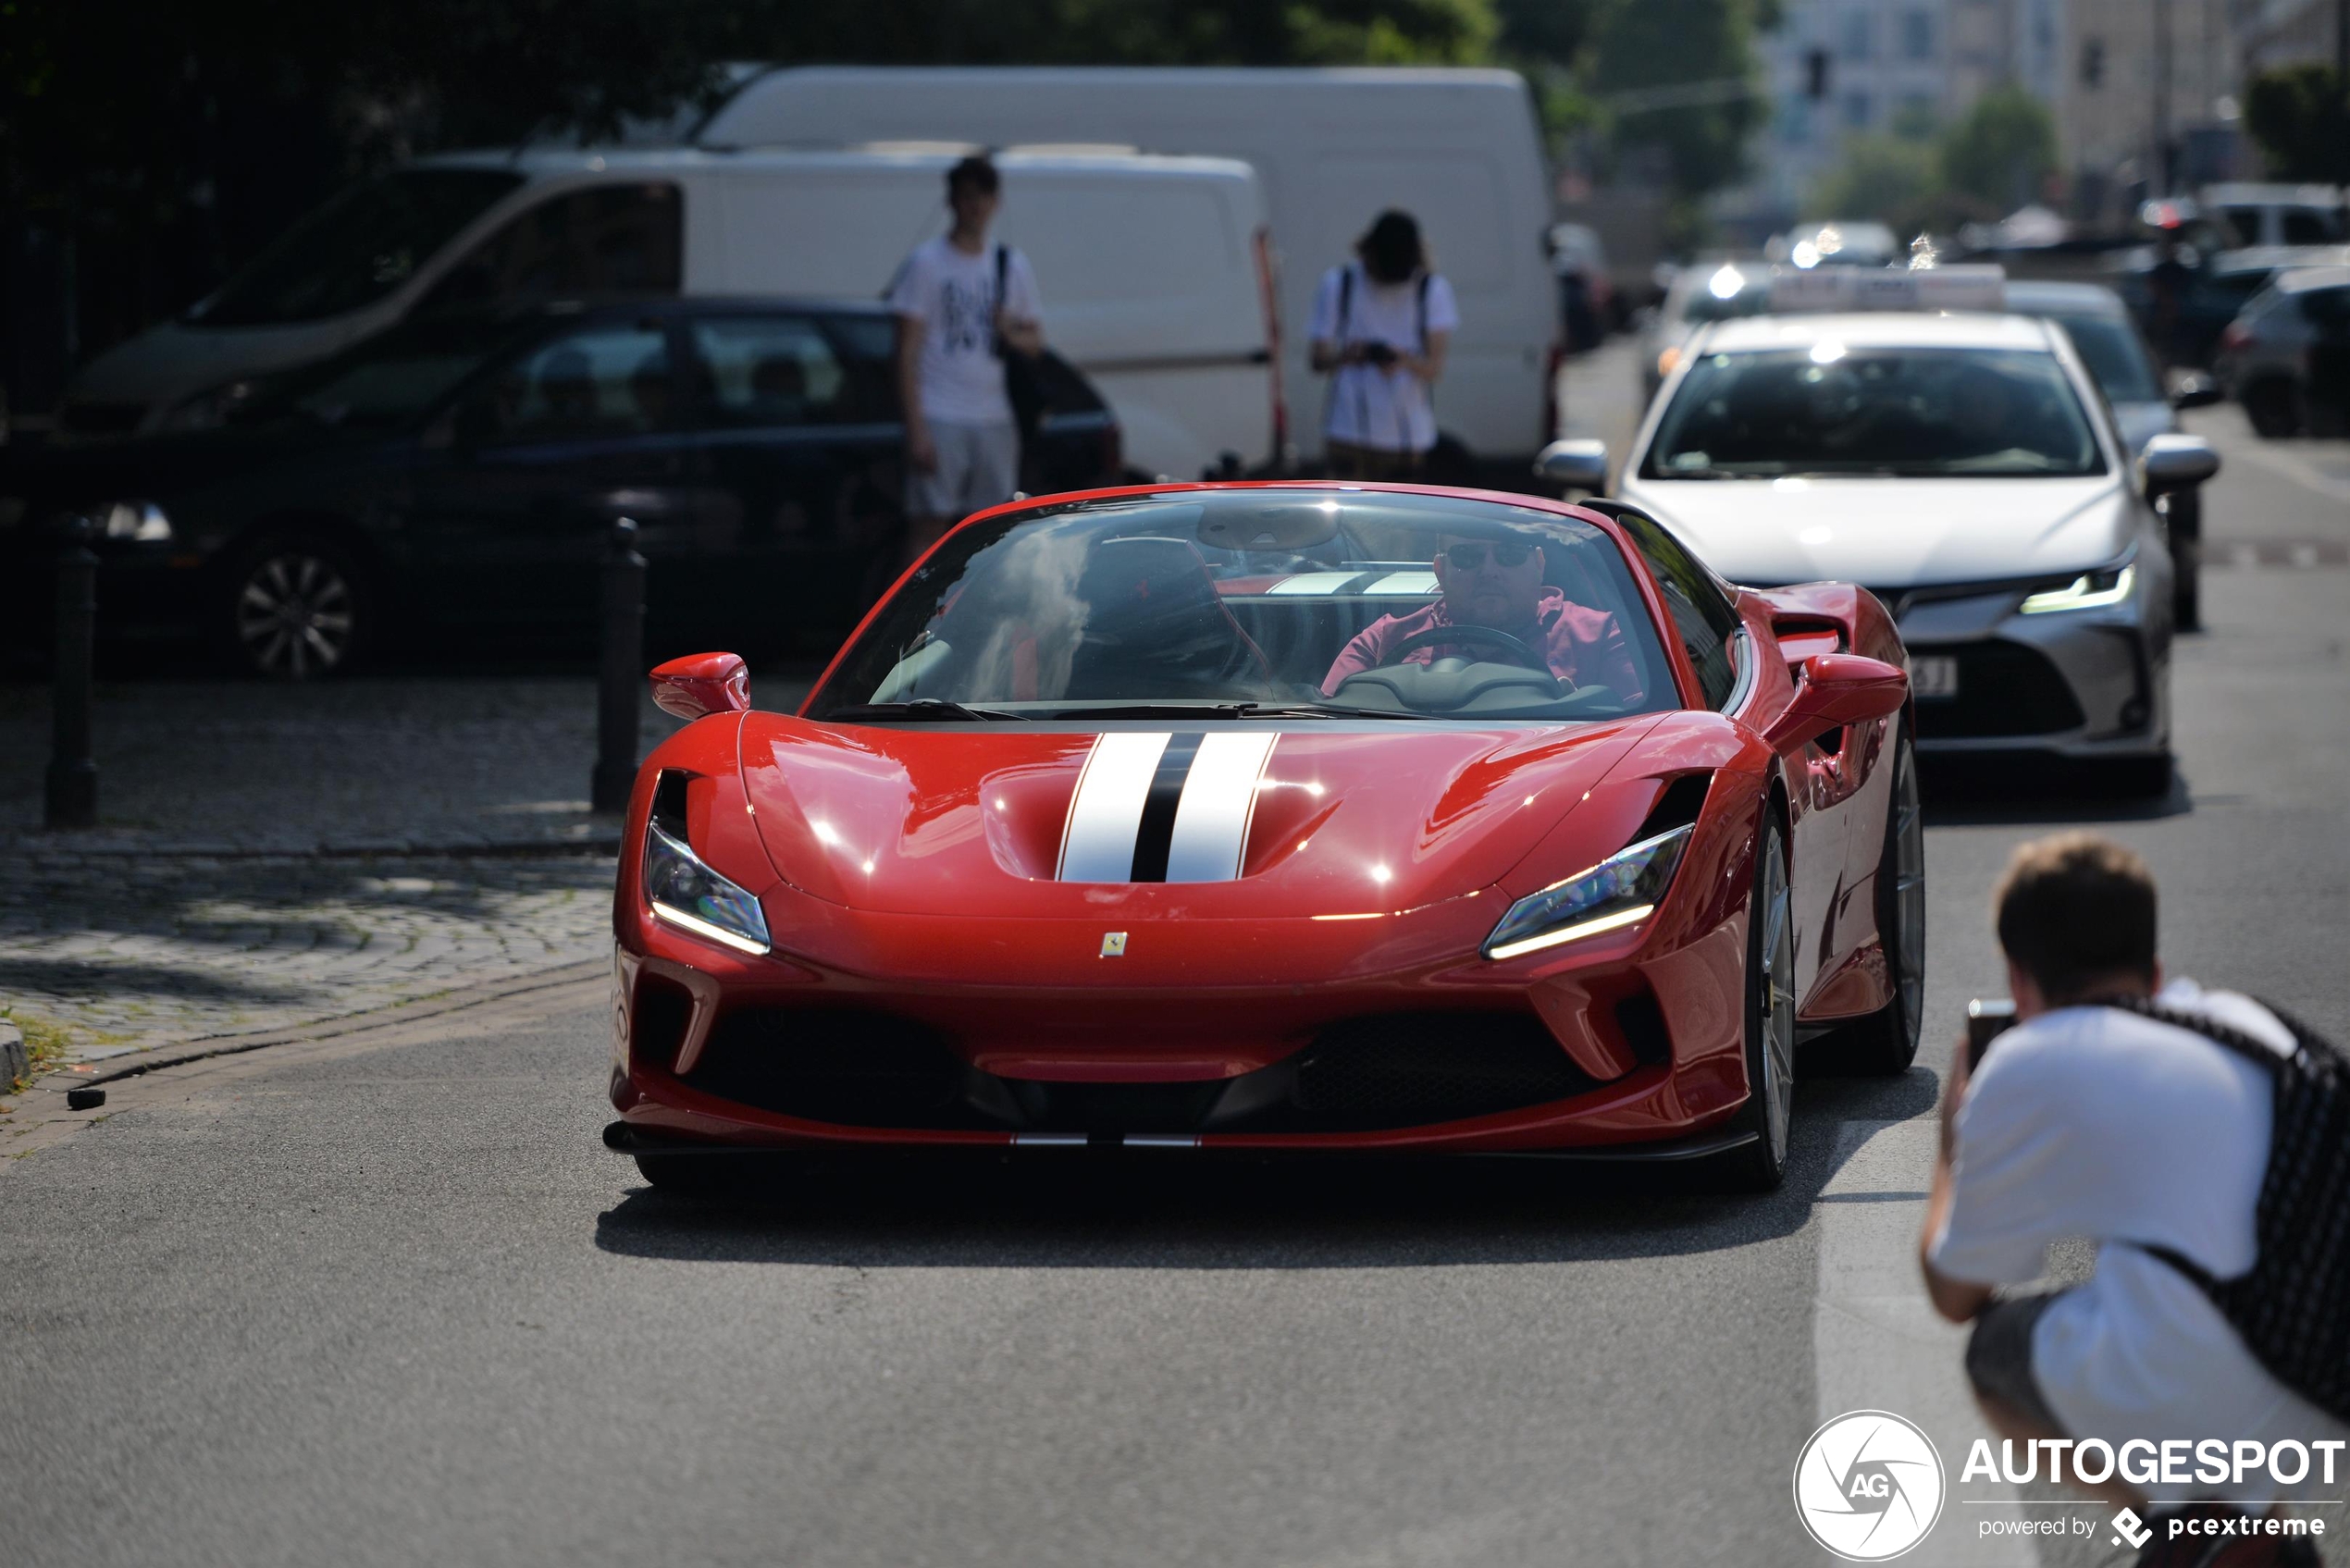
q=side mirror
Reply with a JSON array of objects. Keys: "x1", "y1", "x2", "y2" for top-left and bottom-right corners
[
  {"x1": 1535, "y1": 437, "x2": 1610, "y2": 493},
  {"x1": 2140, "y1": 432, "x2": 2220, "y2": 495},
  {"x1": 649, "y1": 652, "x2": 750, "y2": 722},
  {"x1": 2169, "y1": 370, "x2": 2222, "y2": 410},
  {"x1": 1762, "y1": 653, "x2": 1908, "y2": 752}
]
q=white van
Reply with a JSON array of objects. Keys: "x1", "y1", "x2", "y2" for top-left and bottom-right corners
[
  {"x1": 697, "y1": 67, "x2": 1563, "y2": 485},
  {"x1": 60, "y1": 146, "x2": 1275, "y2": 481}
]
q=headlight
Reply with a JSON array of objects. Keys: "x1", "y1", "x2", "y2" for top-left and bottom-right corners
[
  {"x1": 2020, "y1": 562, "x2": 2133, "y2": 614},
  {"x1": 97, "y1": 500, "x2": 173, "y2": 543},
  {"x1": 1483, "y1": 824, "x2": 1692, "y2": 961},
  {"x1": 642, "y1": 821, "x2": 771, "y2": 955}
]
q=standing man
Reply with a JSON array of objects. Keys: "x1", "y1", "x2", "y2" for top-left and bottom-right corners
[
  {"x1": 889, "y1": 154, "x2": 1045, "y2": 564},
  {"x1": 1307, "y1": 210, "x2": 1458, "y2": 480}
]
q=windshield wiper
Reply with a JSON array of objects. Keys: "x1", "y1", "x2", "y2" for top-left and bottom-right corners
[{"x1": 826, "y1": 698, "x2": 1029, "y2": 723}]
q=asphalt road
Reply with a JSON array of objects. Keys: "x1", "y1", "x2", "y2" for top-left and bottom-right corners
[{"x1": 4, "y1": 386, "x2": 2345, "y2": 1568}]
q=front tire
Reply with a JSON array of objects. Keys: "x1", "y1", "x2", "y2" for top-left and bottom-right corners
[
  {"x1": 1717, "y1": 809, "x2": 1796, "y2": 1191},
  {"x1": 1837, "y1": 731, "x2": 1924, "y2": 1076},
  {"x1": 224, "y1": 537, "x2": 370, "y2": 678},
  {"x1": 2243, "y1": 379, "x2": 2302, "y2": 438}
]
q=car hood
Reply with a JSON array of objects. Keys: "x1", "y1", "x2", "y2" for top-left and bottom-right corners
[
  {"x1": 736, "y1": 712, "x2": 1667, "y2": 920},
  {"x1": 1616, "y1": 474, "x2": 2134, "y2": 587},
  {"x1": 68, "y1": 316, "x2": 383, "y2": 414}
]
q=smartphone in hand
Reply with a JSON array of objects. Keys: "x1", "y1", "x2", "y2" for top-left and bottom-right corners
[{"x1": 1965, "y1": 999, "x2": 2016, "y2": 1071}]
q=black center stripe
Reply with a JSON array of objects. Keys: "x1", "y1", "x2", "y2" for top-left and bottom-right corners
[{"x1": 1127, "y1": 733, "x2": 1206, "y2": 883}]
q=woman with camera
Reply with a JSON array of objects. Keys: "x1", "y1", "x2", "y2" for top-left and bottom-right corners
[{"x1": 1307, "y1": 209, "x2": 1458, "y2": 480}]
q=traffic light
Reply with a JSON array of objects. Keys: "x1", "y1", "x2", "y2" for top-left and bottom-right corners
[
  {"x1": 2080, "y1": 38, "x2": 2105, "y2": 88},
  {"x1": 1805, "y1": 47, "x2": 1831, "y2": 99}
]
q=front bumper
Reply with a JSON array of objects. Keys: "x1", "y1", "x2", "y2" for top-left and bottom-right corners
[
  {"x1": 1891, "y1": 570, "x2": 2171, "y2": 760},
  {"x1": 605, "y1": 887, "x2": 1759, "y2": 1158}
]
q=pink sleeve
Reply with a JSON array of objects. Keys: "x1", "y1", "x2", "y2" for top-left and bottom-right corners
[{"x1": 1322, "y1": 623, "x2": 1390, "y2": 696}]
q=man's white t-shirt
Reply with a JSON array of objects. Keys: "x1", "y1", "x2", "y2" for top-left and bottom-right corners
[
  {"x1": 886, "y1": 236, "x2": 1044, "y2": 426},
  {"x1": 1929, "y1": 979, "x2": 2350, "y2": 1503},
  {"x1": 1307, "y1": 263, "x2": 1460, "y2": 453}
]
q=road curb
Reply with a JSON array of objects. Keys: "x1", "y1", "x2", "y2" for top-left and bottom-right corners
[
  {"x1": 1, "y1": 1020, "x2": 26, "y2": 1092},
  {"x1": 48, "y1": 957, "x2": 613, "y2": 1093},
  {"x1": 0, "y1": 837, "x2": 622, "y2": 861}
]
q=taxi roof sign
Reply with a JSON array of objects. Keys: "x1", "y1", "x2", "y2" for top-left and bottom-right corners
[{"x1": 1765, "y1": 264, "x2": 2007, "y2": 314}]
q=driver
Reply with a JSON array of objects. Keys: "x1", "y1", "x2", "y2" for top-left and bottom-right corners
[{"x1": 1322, "y1": 530, "x2": 1643, "y2": 702}]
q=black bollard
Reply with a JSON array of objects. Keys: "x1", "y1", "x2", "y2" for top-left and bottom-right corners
[
  {"x1": 44, "y1": 514, "x2": 98, "y2": 830},
  {"x1": 590, "y1": 517, "x2": 647, "y2": 814}
]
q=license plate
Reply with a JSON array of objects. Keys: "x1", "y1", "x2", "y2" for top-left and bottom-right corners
[{"x1": 1911, "y1": 655, "x2": 1960, "y2": 699}]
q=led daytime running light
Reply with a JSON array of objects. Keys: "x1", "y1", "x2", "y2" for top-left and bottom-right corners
[
  {"x1": 2021, "y1": 562, "x2": 2134, "y2": 614},
  {"x1": 1481, "y1": 823, "x2": 1692, "y2": 961}
]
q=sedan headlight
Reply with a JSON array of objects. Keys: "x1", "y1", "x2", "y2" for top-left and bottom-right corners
[
  {"x1": 1483, "y1": 824, "x2": 1692, "y2": 961},
  {"x1": 2020, "y1": 562, "x2": 2134, "y2": 614},
  {"x1": 97, "y1": 500, "x2": 173, "y2": 543},
  {"x1": 642, "y1": 821, "x2": 771, "y2": 955}
]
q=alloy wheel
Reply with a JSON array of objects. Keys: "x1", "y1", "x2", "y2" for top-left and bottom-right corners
[{"x1": 235, "y1": 551, "x2": 356, "y2": 678}]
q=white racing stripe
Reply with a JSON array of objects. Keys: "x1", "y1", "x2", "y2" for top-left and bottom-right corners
[
  {"x1": 1363, "y1": 571, "x2": 1440, "y2": 596},
  {"x1": 1056, "y1": 732, "x2": 1170, "y2": 883},
  {"x1": 1164, "y1": 733, "x2": 1279, "y2": 883},
  {"x1": 1266, "y1": 572, "x2": 1364, "y2": 596}
]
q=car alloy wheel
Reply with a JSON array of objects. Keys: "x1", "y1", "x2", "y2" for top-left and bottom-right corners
[
  {"x1": 1722, "y1": 810, "x2": 1796, "y2": 1191},
  {"x1": 234, "y1": 549, "x2": 358, "y2": 678}
]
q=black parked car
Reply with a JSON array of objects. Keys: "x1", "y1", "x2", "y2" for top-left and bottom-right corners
[{"x1": 2, "y1": 298, "x2": 1121, "y2": 675}]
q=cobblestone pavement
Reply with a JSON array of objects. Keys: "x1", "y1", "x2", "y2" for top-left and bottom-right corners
[{"x1": 0, "y1": 668, "x2": 813, "y2": 1073}]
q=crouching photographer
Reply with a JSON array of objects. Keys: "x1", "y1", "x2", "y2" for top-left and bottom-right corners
[{"x1": 1921, "y1": 833, "x2": 2350, "y2": 1565}]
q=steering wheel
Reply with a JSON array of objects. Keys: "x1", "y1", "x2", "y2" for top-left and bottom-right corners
[{"x1": 1379, "y1": 623, "x2": 1551, "y2": 673}]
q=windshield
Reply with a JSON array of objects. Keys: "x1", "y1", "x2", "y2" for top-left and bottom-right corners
[
  {"x1": 230, "y1": 315, "x2": 533, "y2": 430},
  {"x1": 192, "y1": 170, "x2": 525, "y2": 327},
  {"x1": 806, "y1": 490, "x2": 1680, "y2": 723},
  {"x1": 1640, "y1": 346, "x2": 2107, "y2": 479},
  {"x1": 2052, "y1": 314, "x2": 2162, "y2": 404}
]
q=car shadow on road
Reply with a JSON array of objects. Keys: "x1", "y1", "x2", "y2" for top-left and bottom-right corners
[
  {"x1": 590, "y1": 1065, "x2": 1939, "y2": 1271},
  {"x1": 1920, "y1": 754, "x2": 2194, "y2": 826}
]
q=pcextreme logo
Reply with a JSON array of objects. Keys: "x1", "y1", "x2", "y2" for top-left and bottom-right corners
[{"x1": 1793, "y1": 1410, "x2": 1948, "y2": 1561}]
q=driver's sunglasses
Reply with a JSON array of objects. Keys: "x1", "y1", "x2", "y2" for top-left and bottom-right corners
[{"x1": 1444, "y1": 541, "x2": 1535, "y2": 570}]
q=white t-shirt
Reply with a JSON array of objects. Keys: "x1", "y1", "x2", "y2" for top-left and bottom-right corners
[
  {"x1": 1307, "y1": 263, "x2": 1460, "y2": 453},
  {"x1": 1929, "y1": 979, "x2": 2350, "y2": 1503},
  {"x1": 886, "y1": 235, "x2": 1044, "y2": 426}
]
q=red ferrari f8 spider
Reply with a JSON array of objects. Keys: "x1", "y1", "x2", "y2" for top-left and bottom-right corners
[{"x1": 604, "y1": 484, "x2": 1921, "y2": 1191}]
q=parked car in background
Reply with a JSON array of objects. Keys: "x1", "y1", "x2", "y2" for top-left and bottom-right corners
[
  {"x1": 1551, "y1": 302, "x2": 2218, "y2": 794},
  {"x1": 2115, "y1": 244, "x2": 2350, "y2": 367},
  {"x1": 695, "y1": 66, "x2": 1563, "y2": 486},
  {"x1": 2202, "y1": 182, "x2": 2349, "y2": 249},
  {"x1": 60, "y1": 147, "x2": 1270, "y2": 484},
  {"x1": 2006, "y1": 279, "x2": 2222, "y2": 628},
  {"x1": 2214, "y1": 263, "x2": 2350, "y2": 438},
  {"x1": 6, "y1": 299, "x2": 1120, "y2": 675},
  {"x1": 1637, "y1": 260, "x2": 1772, "y2": 405}
]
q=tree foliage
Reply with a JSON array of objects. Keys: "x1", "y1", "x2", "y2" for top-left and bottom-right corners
[
  {"x1": 2243, "y1": 63, "x2": 2350, "y2": 183},
  {"x1": 1808, "y1": 84, "x2": 2056, "y2": 233}
]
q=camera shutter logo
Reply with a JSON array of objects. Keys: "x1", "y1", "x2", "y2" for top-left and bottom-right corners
[{"x1": 1792, "y1": 1410, "x2": 1947, "y2": 1561}]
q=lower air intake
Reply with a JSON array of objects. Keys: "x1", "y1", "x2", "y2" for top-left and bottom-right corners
[{"x1": 1287, "y1": 1012, "x2": 1594, "y2": 1130}]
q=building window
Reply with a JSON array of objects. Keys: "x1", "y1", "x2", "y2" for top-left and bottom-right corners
[
  {"x1": 1900, "y1": 10, "x2": 1935, "y2": 61},
  {"x1": 1778, "y1": 97, "x2": 1814, "y2": 144},
  {"x1": 1839, "y1": 9, "x2": 1874, "y2": 61},
  {"x1": 1842, "y1": 90, "x2": 1873, "y2": 129}
]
